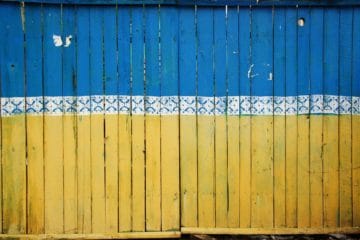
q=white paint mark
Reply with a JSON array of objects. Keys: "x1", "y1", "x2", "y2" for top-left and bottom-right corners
[
  {"x1": 64, "y1": 35, "x2": 72, "y2": 47},
  {"x1": 268, "y1": 72, "x2": 273, "y2": 81},
  {"x1": 53, "y1": 34, "x2": 63, "y2": 47},
  {"x1": 248, "y1": 64, "x2": 254, "y2": 79}
]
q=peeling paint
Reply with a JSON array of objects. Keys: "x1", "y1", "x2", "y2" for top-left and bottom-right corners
[
  {"x1": 53, "y1": 34, "x2": 63, "y2": 47},
  {"x1": 64, "y1": 35, "x2": 72, "y2": 47},
  {"x1": 268, "y1": 72, "x2": 273, "y2": 81},
  {"x1": 248, "y1": 64, "x2": 254, "y2": 79}
]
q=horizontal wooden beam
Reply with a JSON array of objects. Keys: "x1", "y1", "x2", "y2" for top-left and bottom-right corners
[{"x1": 2, "y1": 0, "x2": 360, "y2": 6}]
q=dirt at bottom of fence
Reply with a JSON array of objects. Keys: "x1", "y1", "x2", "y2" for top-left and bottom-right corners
[{"x1": 180, "y1": 235, "x2": 360, "y2": 240}]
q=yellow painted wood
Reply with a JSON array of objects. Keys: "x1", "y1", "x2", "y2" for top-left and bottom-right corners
[
  {"x1": 323, "y1": 115, "x2": 339, "y2": 227},
  {"x1": 118, "y1": 114, "x2": 132, "y2": 231},
  {"x1": 77, "y1": 115, "x2": 91, "y2": 233},
  {"x1": 353, "y1": 115, "x2": 360, "y2": 226},
  {"x1": 0, "y1": 114, "x2": 2, "y2": 234},
  {"x1": 227, "y1": 116, "x2": 240, "y2": 227},
  {"x1": 180, "y1": 115, "x2": 198, "y2": 227},
  {"x1": 273, "y1": 115, "x2": 286, "y2": 227},
  {"x1": 2, "y1": 116, "x2": 26, "y2": 233},
  {"x1": 239, "y1": 116, "x2": 251, "y2": 228},
  {"x1": 251, "y1": 116, "x2": 273, "y2": 228},
  {"x1": 105, "y1": 114, "x2": 119, "y2": 232},
  {"x1": 44, "y1": 115, "x2": 63, "y2": 233},
  {"x1": 27, "y1": 115, "x2": 45, "y2": 233},
  {"x1": 90, "y1": 114, "x2": 105, "y2": 233},
  {"x1": 297, "y1": 115, "x2": 310, "y2": 227},
  {"x1": 197, "y1": 115, "x2": 215, "y2": 228},
  {"x1": 161, "y1": 116, "x2": 180, "y2": 230},
  {"x1": 309, "y1": 115, "x2": 323, "y2": 227},
  {"x1": 63, "y1": 115, "x2": 77, "y2": 233},
  {"x1": 145, "y1": 115, "x2": 161, "y2": 231},
  {"x1": 215, "y1": 115, "x2": 228, "y2": 227},
  {"x1": 285, "y1": 115, "x2": 297, "y2": 227},
  {"x1": 339, "y1": 115, "x2": 352, "y2": 227},
  {"x1": 132, "y1": 115, "x2": 145, "y2": 231}
]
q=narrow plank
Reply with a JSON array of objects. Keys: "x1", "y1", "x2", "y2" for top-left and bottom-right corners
[
  {"x1": 118, "y1": 6, "x2": 132, "y2": 232},
  {"x1": 196, "y1": 7, "x2": 215, "y2": 228},
  {"x1": 103, "y1": 5, "x2": 119, "y2": 233},
  {"x1": 238, "y1": 6, "x2": 251, "y2": 228},
  {"x1": 43, "y1": 4, "x2": 64, "y2": 233},
  {"x1": 226, "y1": 6, "x2": 240, "y2": 228},
  {"x1": 323, "y1": 8, "x2": 340, "y2": 228},
  {"x1": 25, "y1": 3, "x2": 45, "y2": 234},
  {"x1": 0, "y1": 3, "x2": 27, "y2": 233},
  {"x1": 250, "y1": 7, "x2": 274, "y2": 228},
  {"x1": 131, "y1": 6, "x2": 146, "y2": 231},
  {"x1": 309, "y1": 7, "x2": 324, "y2": 228},
  {"x1": 160, "y1": 6, "x2": 180, "y2": 231},
  {"x1": 179, "y1": 6, "x2": 198, "y2": 228},
  {"x1": 213, "y1": 6, "x2": 227, "y2": 228},
  {"x1": 88, "y1": 6, "x2": 105, "y2": 233},
  {"x1": 145, "y1": 6, "x2": 161, "y2": 231}
]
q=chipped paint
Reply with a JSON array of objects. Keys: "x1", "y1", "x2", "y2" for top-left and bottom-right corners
[
  {"x1": 64, "y1": 35, "x2": 72, "y2": 47},
  {"x1": 247, "y1": 64, "x2": 254, "y2": 79},
  {"x1": 268, "y1": 72, "x2": 273, "y2": 81},
  {"x1": 53, "y1": 34, "x2": 63, "y2": 47}
]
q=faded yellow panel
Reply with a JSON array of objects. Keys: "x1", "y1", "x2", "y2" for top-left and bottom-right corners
[
  {"x1": 118, "y1": 114, "x2": 132, "y2": 232},
  {"x1": 352, "y1": 115, "x2": 360, "y2": 227},
  {"x1": 339, "y1": 115, "x2": 352, "y2": 227},
  {"x1": 239, "y1": 116, "x2": 251, "y2": 228},
  {"x1": 145, "y1": 115, "x2": 161, "y2": 231},
  {"x1": 251, "y1": 116, "x2": 273, "y2": 228},
  {"x1": 0, "y1": 115, "x2": 1, "y2": 234},
  {"x1": 105, "y1": 114, "x2": 119, "y2": 233},
  {"x1": 132, "y1": 115, "x2": 145, "y2": 231},
  {"x1": 2, "y1": 116, "x2": 26, "y2": 233},
  {"x1": 273, "y1": 115, "x2": 286, "y2": 227},
  {"x1": 197, "y1": 115, "x2": 215, "y2": 228},
  {"x1": 91, "y1": 114, "x2": 105, "y2": 233},
  {"x1": 180, "y1": 115, "x2": 198, "y2": 227},
  {"x1": 215, "y1": 115, "x2": 228, "y2": 227},
  {"x1": 323, "y1": 115, "x2": 339, "y2": 227},
  {"x1": 44, "y1": 115, "x2": 64, "y2": 233},
  {"x1": 63, "y1": 115, "x2": 77, "y2": 233},
  {"x1": 309, "y1": 115, "x2": 323, "y2": 227},
  {"x1": 297, "y1": 115, "x2": 310, "y2": 227},
  {"x1": 161, "y1": 115, "x2": 180, "y2": 231},
  {"x1": 27, "y1": 115, "x2": 44, "y2": 233},
  {"x1": 227, "y1": 116, "x2": 240, "y2": 227}
]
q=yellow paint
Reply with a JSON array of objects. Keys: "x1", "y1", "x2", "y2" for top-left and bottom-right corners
[
  {"x1": 215, "y1": 115, "x2": 228, "y2": 227},
  {"x1": 63, "y1": 115, "x2": 77, "y2": 233},
  {"x1": 2, "y1": 116, "x2": 26, "y2": 233},
  {"x1": 44, "y1": 115, "x2": 63, "y2": 233},
  {"x1": 0, "y1": 113, "x2": 1, "y2": 234},
  {"x1": 145, "y1": 115, "x2": 161, "y2": 231},
  {"x1": 197, "y1": 115, "x2": 215, "y2": 228},
  {"x1": 273, "y1": 115, "x2": 286, "y2": 227},
  {"x1": 161, "y1": 115, "x2": 180, "y2": 231},
  {"x1": 27, "y1": 115, "x2": 44, "y2": 233},
  {"x1": 227, "y1": 116, "x2": 240, "y2": 227},
  {"x1": 105, "y1": 115, "x2": 119, "y2": 232},
  {"x1": 251, "y1": 116, "x2": 273, "y2": 228},
  {"x1": 90, "y1": 114, "x2": 105, "y2": 233},
  {"x1": 180, "y1": 115, "x2": 197, "y2": 227},
  {"x1": 118, "y1": 114, "x2": 132, "y2": 231},
  {"x1": 353, "y1": 115, "x2": 360, "y2": 227}
]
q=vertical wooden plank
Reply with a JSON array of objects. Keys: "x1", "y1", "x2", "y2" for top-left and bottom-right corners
[
  {"x1": 297, "y1": 7, "x2": 310, "y2": 228},
  {"x1": 160, "y1": 6, "x2": 180, "y2": 231},
  {"x1": 227, "y1": 6, "x2": 240, "y2": 228},
  {"x1": 88, "y1": 6, "x2": 105, "y2": 233},
  {"x1": 77, "y1": 6, "x2": 91, "y2": 234},
  {"x1": 197, "y1": 6, "x2": 215, "y2": 228},
  {"x1": 179, "y1": 6, "x2": 197, "y2": 228},
  {"x1": 285, "y1": 7, "x2": 297, "y2": 228},
  {"x1": 118, "y1": 6, "x2": 132, "y2": 232},
  {"x1": 131, "y1": 6, "x2": 145, "y2": 232},
  {"x1": 0, "y1": 2, "x2": 27, "y2": 234},
  {"x1": 144, "y1": 6, "x2": 161, "y2": 231},
  {"x1": 309, "y1": 7, "x2": 324, "y2": 228},
  {"x1": 43, "y1": 4, "x2": 64, "y2": 233},
  {"x1": 213, "y1": 6, "x2": 227, "y2": 228},
  {"x1": 103, "y1": 5, "x2": 118, "y2": 233},
  {"x1": 25, "y1": 3, "x2": 45, "y2": 234},
  {"x1": 338, "y1": 8, "x2": 353, "y2": 228},
  {"x1": 62, "y1": 5, "x2": 77, "y2": 234},
  {"x1": 323, "y1": 8, "x2": 340, "y2": 228},
  {"x1": 238, "y1": 6, "x2": 251, "y2": 228},
  {"x1": 250, "y1": 7, "x2": 273, "y2": 228}
]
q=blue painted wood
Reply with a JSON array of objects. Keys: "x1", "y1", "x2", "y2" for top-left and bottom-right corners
[
  {"x1": 273, "y1": 7, "x2": 286, "y2": 98},
  {"x1": 89, "y1": 6, "x2": 102, "y2": 97},
  {"x1": 285, "y1": 8, "x2": 297, "y2": 98},
  {"x1": 132, "y1": 6, "x2": 145, "y2": 97},
  {"x1": 214, "y1": 7, "x2": 226, "y2": 99},
  {"x1": 118, "y1": 6, "x2": 131, "y2": 96},
  {"x1": 227, "y1": 7, "x2": 239, "y2": 98},
  {"x1": 297, "y1": 8, "x2": 310, "y2": 97},
  {"x1": 353, "y1": 8, "x2": 360, "y2": 98}
]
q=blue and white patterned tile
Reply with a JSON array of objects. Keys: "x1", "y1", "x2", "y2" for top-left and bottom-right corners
[
  {"x1": 105, "y1": 95, "x2": 119, "y2": 114},
  {"x1": 1, "y1": 97, "x2": 25, "y2": 116},
  {"x1": 214, "y1": 97, "x2": 227, "y2": 115},
  {"x1": 161, "y1": 96, "x2": 179, "y2": 115},
  {"x1": 179, "y1": 96, "x2": 196, "y2": 115},
  {"x1": 227, "y1": 96, "x2": 240, "y2": 115},
  {"x1": 145, "y1": 96, "x2": 161, "y2": 115},
  {"x1": 132, "y1": 96, "x2": 145, "y2": 115},
  {"x1": 26, "y1": 97, "x2": 44, "y2": 115},
  {"x1": 197, "y1": 96, "x2": 215, "y2": 116},
  {"x1": 119, "y1": 95, "x2": 131, "y2": 114}
]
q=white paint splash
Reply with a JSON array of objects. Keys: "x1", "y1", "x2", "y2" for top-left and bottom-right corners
[
  {"x1": 53, "y1": 34, "x2": 63, "y2": 47},
  {"x1": 64, "y1": 35, "x2": 72, "y2": 47},
  {"x1": 247, "y1": 64, "x2": 254, "y2": 79},
  {"x1": 268, "y1": 72, "x2": 273, "y2": 81}
]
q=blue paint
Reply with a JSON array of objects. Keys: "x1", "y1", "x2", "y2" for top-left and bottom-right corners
[
  {"x1": 353, "y1": 8, "x2": 360, "y2": 97},
  {"x1": 227, "y1": 7, "x2": 239, "y2": 97},
  {"x1": 214, "y1": 7, "x2": 226, "y2": 98},
  {"x1": 239, "y1": 7, "x2": 251, "y2": 97},
  {"x1": 273, "y1": 7, "x2": 286, "y2": 97},
  {"x1": 297, "y1": 8, "x2": 310, "y2": 96},
  {"x1": 285, "y1": 8, "x2": 297, "y2": 97},
  {"x1": 118, "y1": 6, "x2": 131, "y2": 96}
]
